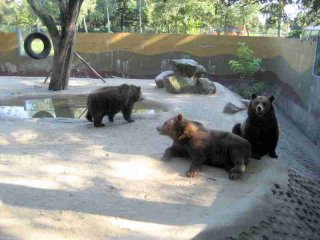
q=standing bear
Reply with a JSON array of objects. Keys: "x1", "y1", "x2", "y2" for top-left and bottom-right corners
[
  {"x1": 86, "y1": 84, "x2": 143, "y2": 127},
  {"x1": 157, "y1": 114, "x2": 251, "y2": 180},
  {"x1": 232, "y1": 94, "x2": 279, "y2": 160}
]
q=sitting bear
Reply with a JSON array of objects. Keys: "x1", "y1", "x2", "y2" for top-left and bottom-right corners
[
  {"x1": 157, "y1": 114, "x2": 251, "y2": 180},
  {"x1": 86, "y1": 84, "x2": 143, "y2": 127},
  {"x1": 232, "y1": 94, "x2": 279, "y2": 160}
]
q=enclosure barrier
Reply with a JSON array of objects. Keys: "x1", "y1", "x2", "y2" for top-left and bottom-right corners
[{"x1": 0, "y1": 32, "x2": 319, "y2": 144}]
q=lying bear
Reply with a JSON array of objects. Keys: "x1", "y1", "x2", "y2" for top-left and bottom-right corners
[
  {"x1": 157, "y1": 114, "x2": 251, "y2": 180},
  {"x1": 86, "y1": 84, "x2": 143, "y2": 127},
  {"x1": 232, "y1": 94, "x2": 279, "y2": 159}
]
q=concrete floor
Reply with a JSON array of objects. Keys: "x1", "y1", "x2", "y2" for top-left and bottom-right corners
[{"x1": 0, "y1": 77, "x2": 319, "y2": 240}]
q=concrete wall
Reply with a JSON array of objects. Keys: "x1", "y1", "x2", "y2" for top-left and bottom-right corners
[{"x1": 0, "y1": 32, "x2": 319, "y2": 144}]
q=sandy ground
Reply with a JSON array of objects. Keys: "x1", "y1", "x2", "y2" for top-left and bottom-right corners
[{"x1": 0, "y1": 77, "x2": 288, "y2": 240}]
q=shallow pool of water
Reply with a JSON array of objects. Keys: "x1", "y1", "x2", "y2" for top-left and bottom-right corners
[{"x1": 0, "y1": 96, "x2": 166, "y2": 119}]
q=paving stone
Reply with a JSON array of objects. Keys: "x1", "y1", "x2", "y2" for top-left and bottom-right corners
[{"x1": 225, "y1": 114, "x2": 320, "y2": 240}]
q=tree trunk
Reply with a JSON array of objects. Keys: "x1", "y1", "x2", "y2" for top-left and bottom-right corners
[
  {"x1": 27, "y1": 0, "x2": 84, "y2": 91},
  {"x1": 139, "y1": 0, "x2": 142, "y2": 33},
  {"x1": 277, "y1": 17, "x2": 281, "y2": 37},
  {"x1": 120, "y1": 1, "x2": 125, "y2": 32},
  {"x1": 245, "y1": 25, "x2": 250, "y2": 36},
  {"x1": 83, "y1": 17, "x2": 88, "y2": 33},
  {"x1": 106, "y1": 0, "x2": 111, "y2": 33},
  {"x1": 277, "y1": 3, "x2": 282, "y2": 37},
  {"x1": 49, "y1": 32, "x2": 75, "y2": 90}
]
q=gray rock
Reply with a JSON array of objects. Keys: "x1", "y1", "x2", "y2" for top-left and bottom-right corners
[
  {"x1": 164, "y1": 76, "x2": 216, "y2": 95},
  {"x1": 156, "y1": 58, "x2": 213, "y2": 95},
  {"x1": 164, "y1": 75, "x2": 197, "y2": 94},
  {"x1": 195, "y1": 78, "x2": 216, "y2": 95},
  {"x1": 193, "y1": 65, "x2": 208, "y2": 80},
  {"x1": 155, "y1": 70, "x2": 174, "y2": 88},
  {"x1": 169, "y1": 59, "x2": 198, "y2": 77},
  {"x1": 223, "y1": 102, "x2": 247, "y2": 114},
  {"x1": 240, "y1": 99, "x2": 250, "y2": 107}
]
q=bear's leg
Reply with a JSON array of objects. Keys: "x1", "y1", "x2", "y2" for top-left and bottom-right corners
[
  {"x1": 253, "y1": 141, "x2": 269, "y2": 159},
  {"x1": 251, "y1": 152, "x2": 262, "y2": 160},
  {"x1": 161, "y1": 145, "x2": 188, "y2": 161},
  {"x1": 93, "y1": 112, "x2": 105, "y2": 127},
  {"x1": 108, "y1": 114, "x2": 115, "y2": 122},
  {"x1": 232, "y1": 123, "x2": 242, "y2": 136},
  {"x1": 186, "y1": 150, "x2": 206, "y2": 178},
  {"x1": 243, "y1": 130, "x2": 262, "y2": 159},
  {"x1": 161, "y1": 147, "x2": 173, "y2": 161},
  {"x1": 269, "y1": 151, "x2": 278, "y2": 158},
  {"x1": 86, "y1": 110, "x2": 93, "y2": 122},
  {"x1": 267, "y1": 131, "x2": 279, "y2": 158},
  {"x1": 268, "y1": 141, "x2": 278, "y2": 158},
  {"x1": 122, "y1": 106, "x2": 134, "y2": 122},
  {"x1": 229, "y1": 159, "x2": 245, "y2": 180}
]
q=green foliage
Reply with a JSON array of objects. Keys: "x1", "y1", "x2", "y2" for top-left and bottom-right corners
[
  {"x1": 259, "y1": 0, "x2": 291, "y2": 37},
  {"x1": 112, "y1": 0, "x2": 141, "y2": 32},
  {"x1": 78, "y1": 0, "x2": 97, "y2": 28},
  {"x1": 287, "y1": 30, "x2": 302, "y2": 38},
  {"x1": 2, "y1": 0, "x2": 314, "y2": 36},
  {"x1": 239, "y1": 82, "x2": 266, "y2": 99},
  {"x1": 0, "y1": 0, "x2": 37, "y2": 26},
  {"x1": 229, "y1": 42, "x2": 262, "y2": 79},
  {"x1": 146, "y1": 0, "x2": 261, "y2": 35},
  {"x1": 298, "y1": 0, "x2": 320, "y2": 26}
]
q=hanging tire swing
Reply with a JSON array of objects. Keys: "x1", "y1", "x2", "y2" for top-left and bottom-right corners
[{"x1": 24, "y1": 32, "x2": 52, "y2": 60}]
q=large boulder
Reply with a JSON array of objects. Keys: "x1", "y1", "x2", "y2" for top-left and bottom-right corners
[
  {"x1": 155, "y1": 58, "x2": 216, "y2": 95},
  {"x1": 223, "y1": 102, "x2": 247, "y2": 114},
  {"x1": 195, "y1": 78, "x2": 216, "y2": 94},
  {"x1": 169, "y1": 59, "x2": 198, "y2": 77},
  {"x1": 193, "y1": 64, "x2": 208, "y2": 80},
  {"x1": 155, "y1": 70, "x2": 174, "y2": 88},
  {"x1": 164, "y1": 75, "x2": 197, "y2": 94}
]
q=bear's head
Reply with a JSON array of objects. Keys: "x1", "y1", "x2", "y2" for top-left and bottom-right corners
[
  {"x1": 249, "y1": 93, "x2": 275, "y2": 118},
  {"x1": 121, "y1": 84, "x2": 143, "y2": 104},
  {"x1": 130, "y1": 84, "x2": 143, "y2": 102},
  {"x1": 156, "y1": 114, "x2": 203, "y2": 142}
]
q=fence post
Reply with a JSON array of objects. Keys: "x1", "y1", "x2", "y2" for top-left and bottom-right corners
[{"x1": 16, "y1": 28, "x2": 23, "y2": 56}]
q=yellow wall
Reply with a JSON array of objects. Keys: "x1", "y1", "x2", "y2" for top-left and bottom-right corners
[
  {"x1": 0, "y1": 33, "x2": 18, "y2": 53},
  {"x1": 75, "y1": 33, "x2": 315, "y2": 73},
  {"x1": 0, "y1": 32, "x2": 316, "y2": 74}
]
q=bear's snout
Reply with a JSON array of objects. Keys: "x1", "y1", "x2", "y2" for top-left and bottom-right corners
[
  {"x1": 256, "y1": 105, "x2": 263, "y2": 115},
  {"x1": 157, "y1": 126, "x2": 166, "y2": 135}
]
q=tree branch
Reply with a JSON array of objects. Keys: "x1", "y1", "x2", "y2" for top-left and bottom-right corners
[
  {"x1": 58, "y1": 0, "x2": 67, "y2": 13},
  {"x1": 67, "y1": 0, "x2": 85, "y2": 22},
  {"x1": 27, "y1": 0, "x2": 60, "y2": 45},
  {"x1": 58, "y1": 0, "x2": 67, "y2": 37},
  {"x1": 62, "y1": 0, "x2": 84, "y2": 39}
]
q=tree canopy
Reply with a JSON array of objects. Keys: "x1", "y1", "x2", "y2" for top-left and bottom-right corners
[{"x1": 0, "y1": 0, "x2": 318, "y2": 36}]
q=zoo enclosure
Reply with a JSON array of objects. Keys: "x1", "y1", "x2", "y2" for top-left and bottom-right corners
[{"x1": 0, "y1": 32, "x2": 319, "y2": 144}]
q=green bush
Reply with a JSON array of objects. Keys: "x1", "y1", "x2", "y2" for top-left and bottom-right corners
[
  {"x1": 239, "y1": 82, "x2": 266, "y2": 99},
  {"x1": 229, "y1": 42, "x2": 262, "y2": 79},
  {"x1": 287, "y1": 30, "x2": 302, "y2": 38}
]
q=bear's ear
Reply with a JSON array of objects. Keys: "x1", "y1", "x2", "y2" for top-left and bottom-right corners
[
  {"x1": 137, "y1": 86, "x2": 141, "y2": 91},
  {"x1": 269, "y1": 95, "x2": 275, "y2": 103},
  {"x1": 251, "y1": 93, "x2": 257, "y2": 99},
  {"x1": 177, "y1": 114, "x2": 183, "y2": 122}
]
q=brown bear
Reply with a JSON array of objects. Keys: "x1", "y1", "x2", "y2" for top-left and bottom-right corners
[
  {"x1": 232, "y1": 94, "x2": 279, "y2": 160},
  {"x1": 86, "y1": 84, "x2": 143, "y2": 127},
  {"x1": 157, "y1": 114, "x2": 251, "y2": 180}
]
